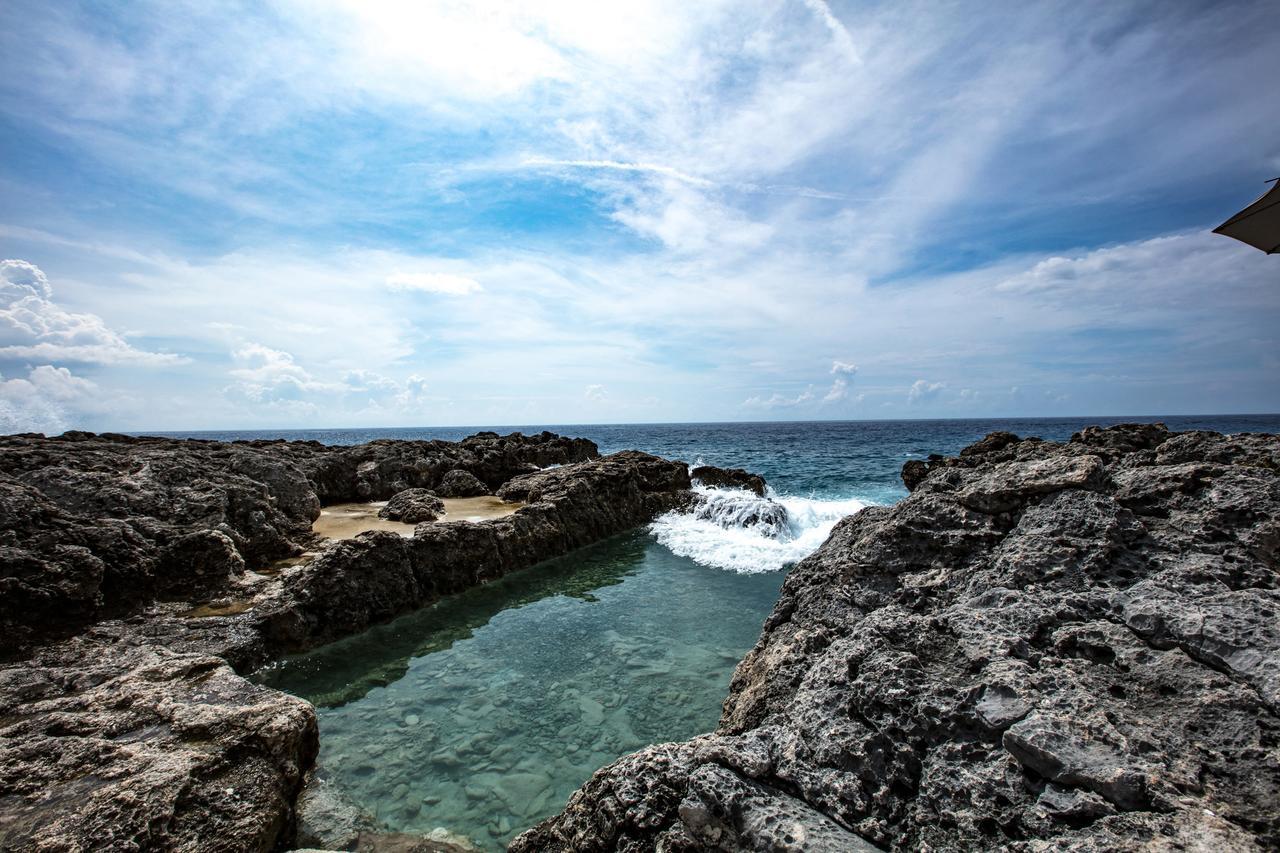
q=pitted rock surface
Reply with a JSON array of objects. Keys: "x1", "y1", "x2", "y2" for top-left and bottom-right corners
[
  {"x1": 379, "y1": 488, "x2": 446, "y2": 523},
  {"x1": 0, "y1": 627, "x2": 318, "y2": 851},
  {"x1": 513, "y1": 424, "x2": 1280, "y2": 852},
  {"x1": 0, "y1": 430, "x2": 598, "y2": 658}
]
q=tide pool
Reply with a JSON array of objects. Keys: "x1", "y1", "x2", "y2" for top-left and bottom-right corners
[{"x1": 256, "y1": 530, "x2": 786, "y2": 849}]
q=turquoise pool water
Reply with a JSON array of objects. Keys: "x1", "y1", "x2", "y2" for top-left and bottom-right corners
[{"x1": 256, "y1": 530, "x2": 786, "y2": 849}]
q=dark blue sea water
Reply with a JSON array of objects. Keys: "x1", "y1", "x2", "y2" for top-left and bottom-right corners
[
  {"x1": 243, "y1": 415, "x2": 1278, "y2": 849},
  {"x1": 165, "y1": 414, "x2": 1280, "y2": 506}
]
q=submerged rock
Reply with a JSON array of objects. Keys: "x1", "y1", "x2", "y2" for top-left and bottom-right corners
[
  {"x1": 690, "y1": 465, "x2": 767, "y2": 497},
  {"x1": 514, "y1": 424, "x2": 1280, "y2": 851},
  {"x1": 380, "y1": 488, "x2": 446, "y2": 523}
]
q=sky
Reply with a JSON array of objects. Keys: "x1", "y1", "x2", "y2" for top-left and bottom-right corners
[{"x1": 0, "y1": 0, "x2": 1278, "y2": 432}]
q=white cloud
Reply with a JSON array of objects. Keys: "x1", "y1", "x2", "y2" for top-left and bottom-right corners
[
  {"x1": 521, "y1": 157, "x2": 714, "y2": 188},
  {"x1": 387, "y1": 272, "x2": 482, "y2": 295},
  {"x1": 227, "y1": 343, "x2": 334, "y2": 403},
  {"x1": 0, "y1": 259, "x2": 186, "y2": 365},
  {"x1": 584, "y1": 383, "x2": 607, "y2": 402},
  {"x1": 743, "y1": 386, "x2": 815, "y2": 409},
  {"x1": 830, "y1": 360, "x2": 858, "y2": 375},
  {"x1": 0, "y1": 364, "x2": 102, "y2": 434},
  {"x1": 907, "y1": 379, "x2": 945, "y2": 404},
  {"x1": 800, "y1": 0, "x2": 861, "y2": 65},
  {"x1": 823, "y1": 377, "x2": 849, "y2": 403}
]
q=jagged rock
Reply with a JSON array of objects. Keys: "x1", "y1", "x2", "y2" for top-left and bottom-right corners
[
  {"x1": 691, "y1": 465, "x2": 767, "y2": 497},
  {"x1": 0, "y1": 429, "x2": 598, "y2": 658},
  {"x1": 0, "y1": 629, "x2": 317, "y2": 851},
  {"x1": 379, "y1": 488, "x2": 445, "y2": 523},
  {"x1": 515, "y1": 424, "x2": 1280, "y2": 851},
  {"x1": 433, "y1": 469, "x2": 489, "y2": 498}
]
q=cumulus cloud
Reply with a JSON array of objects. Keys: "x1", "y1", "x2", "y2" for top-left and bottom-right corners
[
  {"x1": 823, "y1": 377, "x2": 849, "y2": 403},
  {"x1": 584, "y1": 383, "x2": 607, "y2": 402},
  {"x1": 907, "y1": 379, "x2": 945, "y2": 404},
  {"x1": 227, "y1": 343, "x2": 333, "y2": 402},
  {"x1": 0, "y1": 259, "x2": 186, "y2": 365},
  {"x1": 387, "y1": 272, "x2": 482, "y2": 295},
  {"x1": 397, "y1": 374, "x2": 428, "y2": 407},
  {"x1": 830, "y1": 360, "x2": 858, "y2": 375},
  {"x1": 0, "y1": 364, "x2": 101, "y2": 434}
]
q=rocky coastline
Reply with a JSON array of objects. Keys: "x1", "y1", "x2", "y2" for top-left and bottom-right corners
[
  {"x1": 3, "y1": 423, "x2": 1278, "y2": 851},
  {"x1": 513, "y1": 423, "x2": 1280, "y2": 851},
  {"x1": 0, "y1": 430, "x2": 687, "y2": 851}
]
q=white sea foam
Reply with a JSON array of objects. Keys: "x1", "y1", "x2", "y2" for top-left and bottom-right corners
[{"x1": 650, "y1": 485, "x2": 870, "y2": 574}]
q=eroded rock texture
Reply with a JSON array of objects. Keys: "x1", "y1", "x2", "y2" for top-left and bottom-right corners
[
  {"x1": 690, "y1": 465, "x2": 768, "y2": 497},
  {"x1": 259, "y1": 451, "x2": 690, "y2": 653},
  {"x1": 380, "y1": 488, "x2": 446, "y2": 523},
  {"x1": 514, "y1": 424, "x2": 1280, "y2": 852},
  {"x1": 0, "y1": 430, "x2": 598, "y2": 658},
  {"x1": 0, "y1": 627, "x2": 318, "y2": 851}
]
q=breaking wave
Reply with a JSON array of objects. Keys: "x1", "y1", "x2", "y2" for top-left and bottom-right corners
[{"x1": 650, "y1": 484, "x2": 871, "y2": 574}]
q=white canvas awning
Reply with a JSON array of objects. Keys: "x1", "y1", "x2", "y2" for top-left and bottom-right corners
[{"x1": 1214, "y1": 178, "x2": 1280, "y2": 254}]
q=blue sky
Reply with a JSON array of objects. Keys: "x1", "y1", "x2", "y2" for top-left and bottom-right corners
[{"x1": 1, "y1": 0, "x2": 1277, "y2": 431}]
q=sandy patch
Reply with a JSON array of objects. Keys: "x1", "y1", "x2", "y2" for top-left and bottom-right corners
[{"x1": 313, "y1": 497, "x2": 522, "y2": 540}]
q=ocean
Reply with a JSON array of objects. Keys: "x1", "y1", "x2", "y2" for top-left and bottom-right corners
[{"x1": 238, "y1": 415, "x2": 1277, "y2": 849}]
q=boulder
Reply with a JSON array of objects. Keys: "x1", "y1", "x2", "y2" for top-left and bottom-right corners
[
  {"x1": 379, "y1": 488, "x2": 445, "y2": 523},
  {"x1": 433, "y1": 469, "x2": 489, "y2": 498}
]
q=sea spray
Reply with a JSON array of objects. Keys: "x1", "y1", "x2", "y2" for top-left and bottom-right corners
[{"x1": 649, "y1": 485, "x2": 870, "y2": 573}]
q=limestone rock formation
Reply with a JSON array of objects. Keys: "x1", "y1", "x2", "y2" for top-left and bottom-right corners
[
  {"x1": 0, "y1": 430, "x2": 599, "y2": 658},
  {"x1": 379, "y1": 488, "x2": 446, "y2": 523},
  {"x1": 260, "y1": 451, "x2": 691, "y2": 653},
  {"x1": 514, "y1": 424, "x2": 1280, "y2": 851},
  {"x1": 690, "y1": 465, "x2": 768, "y2": 497},
  {"x1": 0, "y1": 627, "x2": 318, "y2": 851}
]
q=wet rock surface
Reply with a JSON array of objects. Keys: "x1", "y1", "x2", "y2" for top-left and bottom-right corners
[
  {"x1": 514, "y1": 424, "x2": 1280, "y2": 852},
  {"x1": 690, "y1": 465, "x2": 768, "y2": 497}
]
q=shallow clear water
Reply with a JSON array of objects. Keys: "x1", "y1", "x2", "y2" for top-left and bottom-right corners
[{"x1": 256, "y1": 530, "x2": 785, "y2": 849}]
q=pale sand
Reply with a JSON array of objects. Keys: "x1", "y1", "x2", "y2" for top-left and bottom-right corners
[{"x1": 313, "y1": 497, "x2": 522, "y2": 540}]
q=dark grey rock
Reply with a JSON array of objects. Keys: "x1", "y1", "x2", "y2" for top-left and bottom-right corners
[
  {"x1": 0, "y1": 429, "x2": 599, "y2": 658},
  {"x1": 691, "y1": 465, "x2": 767, "y2": 497},
  {"x1": 515, "y1": 424, "x2": 1280, "y2": 851},
  {"x1": 433, "y1": 469, "x2": 488, "y2": 498},
  {"x1": 379, "y1": 488, "x2": 445, "y2": 523}
]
